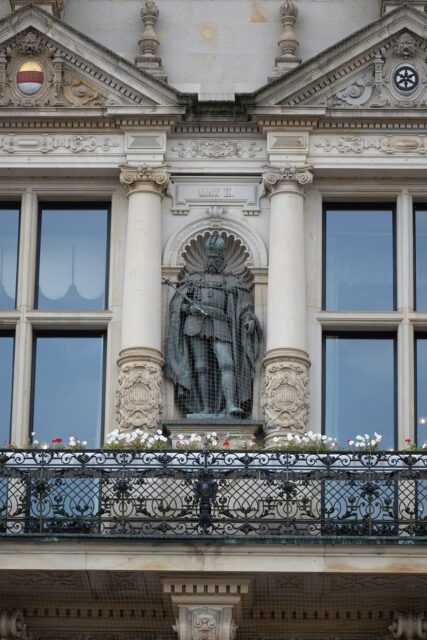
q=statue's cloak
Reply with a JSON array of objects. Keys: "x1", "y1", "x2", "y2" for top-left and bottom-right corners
[{"x1": 165, "y1": 272, "x2": 262, "y2": 415}]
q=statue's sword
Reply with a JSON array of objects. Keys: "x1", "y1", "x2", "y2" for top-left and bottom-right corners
[{"x1": 162, "y1": 277, "x2": 209, "y2": 317}]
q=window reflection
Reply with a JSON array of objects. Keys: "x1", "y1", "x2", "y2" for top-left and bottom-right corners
[
  {"x1": 37, "y1": 206, "x2": 109, "y2": 310},
  {"x1": 324, "y1": 335, "x2": 395, "y2": 449},
  {"x1": 0, "y1": 206, "x2": 19, "y2": 309},
  {"x1": 414, "y1": 209, "x2": 427, "y2": 310},
  {"x1": 416, "y1": 337, "x2": 427, "y2": 445},
  {"x1": 31, "y1": 334, "x2": 105, "y2": 448},
  {"x1": 324, "y1": 206, "x2": 395, "y2": 311},
  {"x1": 0, "y1": 334, "x2": 14, "y2": 445}
]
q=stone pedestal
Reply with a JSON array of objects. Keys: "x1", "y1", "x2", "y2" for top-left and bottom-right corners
[
  {"x1": 115, "y1": 164, "x2": 170, "y2": 432},
  {"x1": 164, "y1": 419, "x2": 262, "y2": 448},
  {"x1": 261, "y1": 164, "x2": 313, "y2": 448}
]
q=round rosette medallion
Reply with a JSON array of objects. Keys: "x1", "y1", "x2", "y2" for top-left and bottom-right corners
[{"x1": 17, "y1": 60, "x2": 44, "y2": 95}]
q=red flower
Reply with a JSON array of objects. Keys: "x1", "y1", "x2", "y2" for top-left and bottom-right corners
[
  {"x1": 51, "y1": 438, "x2": 63, "y2": 443},
  {"x1": 346, "y1": 439, "x2": 351, "y2": 443},
  {"x1": 405, "y1": 438, "x2": 411, "y2": 443},
  {"x1": 223, "y1": 441, "x2": 230, "y2": 446}
]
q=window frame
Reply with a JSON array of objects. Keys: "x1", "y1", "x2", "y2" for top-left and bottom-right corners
[
  {"x1": 0, "y1": 202, "x2": 21, "y2": 311},
  {"x1": 34, "y1": 201, "x2": 111, "y2": 311},
  {"x1": 322, "y1": 330, "x2": 398, "y2": 449},
  {"x1": 322, "y1": 202, "x2": 397, "y2": 312},
  {"x1": 0, "y1": 330, "x2": 15, "y2": 444},
  {"x1": 29, "y1": 329, "x2": 107, "y2": 447}
]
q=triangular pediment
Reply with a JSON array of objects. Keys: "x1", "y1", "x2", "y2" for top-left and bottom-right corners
[
  {"x1": 0, "y1": 3, "x2": 183, "y2": 111},
  {"x1": 254, "y1": 4, "x2": 427, "y2": 111}
]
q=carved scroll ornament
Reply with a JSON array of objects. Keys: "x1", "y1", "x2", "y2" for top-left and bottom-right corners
[
  {"x1": 116, "y1": 359, "x2": 164, "y2": 432},
  {"x1": 262, "y1": 360, "x2": 310, "y2": 434}
]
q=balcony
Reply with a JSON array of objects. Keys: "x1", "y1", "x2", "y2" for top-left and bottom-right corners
[{"x1": 0, "y1": 449, "x2": 426, "y2": 543}]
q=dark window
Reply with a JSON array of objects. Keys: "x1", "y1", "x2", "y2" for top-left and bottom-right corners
[
  {"x1": 0, "y1": 205, "x2": 19, "y2": 310},
  {"x1": 31, "y1": 333, "x2": 105, "y2": 448},
  {"x1": 323, "y1": 334, "x2": 396, "y2": 449},
  {"x1": 36, "y1": 204, "x2": 109, "y2": 310},
  {"x1": 0, "y1": 333, "x2": 14, "y2": 445},
  {"x1": 414, "y1": 207, "x2": 427, "y2": 310},
  {"x1": 323, "y1": 205, "x2": 395, "y2": 311}
]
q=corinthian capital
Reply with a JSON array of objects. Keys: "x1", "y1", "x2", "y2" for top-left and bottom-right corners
[
  {"x1": 119, "y1": 163, "x2": 170, "y2": 195},
  {"x1": 262, "y1": 163, "x2": 313, "y2": 193}
]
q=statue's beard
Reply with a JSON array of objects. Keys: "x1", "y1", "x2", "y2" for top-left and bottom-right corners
[{"x1": 205, "y1": 257, "x2": 224, "y2": 274}]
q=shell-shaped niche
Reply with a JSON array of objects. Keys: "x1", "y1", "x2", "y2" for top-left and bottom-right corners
[{"x1": 180, "y1": 230, "x2": 253, "y2": 284}]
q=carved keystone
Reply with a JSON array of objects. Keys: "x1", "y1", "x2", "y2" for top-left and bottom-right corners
[{"x1": 163, "y1": 579, "x2": 250, "y2": 640}]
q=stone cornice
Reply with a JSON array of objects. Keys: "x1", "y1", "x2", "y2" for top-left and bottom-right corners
[
  {"x1": 262, "y1": 163, "x2": 313, "y2": 192},
  {"x1": 119, "y1": 163, "x2": 170, "y2": 195}
]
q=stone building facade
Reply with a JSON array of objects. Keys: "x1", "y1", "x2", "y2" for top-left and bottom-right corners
[{"x1": 0, "y1": 0, "x2": 427, "y2": 639}]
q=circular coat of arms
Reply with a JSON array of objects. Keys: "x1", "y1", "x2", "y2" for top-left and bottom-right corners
[{"x1": 17, "y1": 60, "x2": 44, "y2": 95}]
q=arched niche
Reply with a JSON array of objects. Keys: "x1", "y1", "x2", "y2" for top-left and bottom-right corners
[{"x1": 163, "y1": 216, "x2": 268, "y2": 282}]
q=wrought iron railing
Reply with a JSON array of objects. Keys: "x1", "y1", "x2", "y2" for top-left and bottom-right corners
[{"x1": 0, "y1": 449, "x2": 426, "y2": 542}]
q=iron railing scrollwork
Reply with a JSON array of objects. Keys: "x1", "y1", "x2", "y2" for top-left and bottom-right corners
[{"x1": 0, "y1": 449, "x2": 426, "y2": 542}]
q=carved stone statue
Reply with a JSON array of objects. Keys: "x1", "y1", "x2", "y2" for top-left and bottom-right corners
[{"x1": 165, "y1": 232, "x2": 261, "y2": 418}]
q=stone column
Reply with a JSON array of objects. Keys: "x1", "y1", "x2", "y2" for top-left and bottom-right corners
[
  {"x1": 115, "y1": 164, "x2": 170, "y2": 433},
  {"x1": 163, "y1": 578, "x2": 249, "y2": 640},
  {"x1": 0, "y1": 610, "x2": 27, "y2": 640},
  {"x1": 261, "y1": 164, "x2": 313, "y2": 448}
]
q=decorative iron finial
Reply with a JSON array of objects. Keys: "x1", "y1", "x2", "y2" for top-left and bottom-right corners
[
  {"x1": 269, "y1": 0, "x2": 301, "y2": 82},
  {"x1": 135, "y1": 0, "x2": 167, "y2": 82}
]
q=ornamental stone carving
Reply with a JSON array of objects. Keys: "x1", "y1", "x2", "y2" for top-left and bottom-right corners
[
  {"x1": 0, "y1": 609, "x2": 27, "y2": 640},
  {"x1": 10, "y1": 0, "x2": 64, "y2": 16},
  {"x1": 394, "y1": 33, "x2": 417, "y2": 58},
  {"x1": 262, "y1": 354, "x2": 310, "y2": 445},
  {"x1": 119, "y1": 163, "x2": 170, "y2": 194},
  {"x1": 116, "y1": 353, "x2": 164, "y2": 432},
  {"x1": 173, "y1": 607, "x2": 237, "y2": 640},
  {"x1": 262, "y1": 164, "x2": 313, "y2": 192},
  {"x1": 136, "y1": 0, "x2": 167, "y2": 81},
  {"x1": 389, "y1": 612, "x2": 427, "y2": 640},
  {"x1": 270, "y1": 0, "x2": 301, "y2": 80},
  {"x1": 0, "y1": 29, "x2": 106, "y2": 107},
  {"x1": 171, "y1": 139, "x2": 263, "y2": 159},
  {"x1": 0, "y1": 134, "x2": 120, "y2": 154}
]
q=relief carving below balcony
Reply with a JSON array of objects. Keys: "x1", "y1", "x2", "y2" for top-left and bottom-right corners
[
  {"x1": 173, "y1": 607, "x2": 237, "y2": 640},
  {"x1": 262, "y1": 354, "x2": 310, "y2": 444},
  {"x1": 0, "y1": 609, "x2": 27, "y2": 640},
  {"x1": 116, "y1": 355, "x2": 164, "y2": 432}
]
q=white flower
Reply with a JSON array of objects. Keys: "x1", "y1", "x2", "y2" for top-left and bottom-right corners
[
  {"x1": 348, "y1": 440, "x2": 354, "y2": 445},
  {"x1": 211, "y1": 432, "x2": 217, "y2": 437},
  {"x1": 371, "y1": 440, "x2": 377, "y2": 446},
  {"x1": 82, "y1": 441, "x2": 87, "y2": 446},
  {"x1": 157, "y1": 429, "x2": 163, "y2": 435},
  {"x1": 321, "y1": 435, "x2": 327, "y2": 441},
  {"x1": 212, "y1": 440, "x2": 218, "y2": 446},
  {"x1": 286, "y1": 434, "x2": 294, "y2": 441},
  {"x1": 365, "y1": 434, "x2": 370, "y2": 439},
  {"x1": 177, "y1": 434, "x2": 184, "y2": 440},
  {"x1": 273, "y1": 437, "x2": 279, "y2": 442}
]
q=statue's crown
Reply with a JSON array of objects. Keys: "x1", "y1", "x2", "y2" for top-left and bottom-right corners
[{"x1": 205, "y1": 231, "x2": 225, "y2": 255}]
